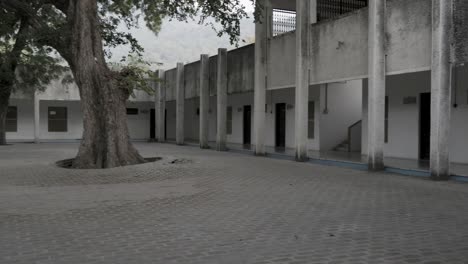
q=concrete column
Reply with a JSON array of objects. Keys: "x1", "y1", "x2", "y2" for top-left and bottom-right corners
[
  {"x1": 176, "y1": 63, "x2": 185, "y2": 145},
  {"x1": 310, "y1": 0, "x2": 317, "y2": 24},
  {"x1": 367, "y1": 0, "x2": 386, "y2": 171},
  {"x1": 155, "y1": 70, "x2": 165, "y2": 142},
  {"x1": 199, "y1": 54, "x2": 210, "y2": 149},
  {"x1": 34, "y1": 91, "x2": 40, "y2": 143},
  {"x1": 430, "y1": 0, "x2": 453, "y2": 181},
  {"x1": 253, "y1": 0, "x2": 272, "y2": 155},
  {"x1": 294, "y1": 0, "x2": 311, "y2": 162},
  {"x1": 216, "y1": 48, "x2": 228, "y2": 151}
]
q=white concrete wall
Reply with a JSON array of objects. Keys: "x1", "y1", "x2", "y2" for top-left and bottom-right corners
[
  {"x1": 166, "y1": 101, "x2": 177, "y2": 141},
  {"x1": 126, "y1": 101, "x2": 154, "y2": 140},
  {"x1": 319, "y1": 80, "x2": 363, "y2": 151},
  {"x1": 8, "y1": 100, "x2": 154, "y2": 142},
  {"x1": 226, "y1": 92, "x2": 254, "y2": 145},
  {"x1": 184, "y1": 98, "x2": 200, "y2": 141},
  {"x1": 449, "y1": 66, "x2": 468, "y2": 164},
  {"x1": 5, "y1": 99, "x2": 35, "y2": 141},
  {"x1": 362, "y1": 68, "x2": 468, "y2": 164},
  {"x1": 39, "y1": 100, "x2": 83, "y2": 141}
]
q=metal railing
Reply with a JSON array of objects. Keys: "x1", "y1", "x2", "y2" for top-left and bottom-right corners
[
  {"x1": 273, "y1": 9, "x2": 296, "y2": 36},
  {"x1": 347, "y1": 120, "x2": 362, "y2": 152},
  {"x1": 272, "y1": 1, "x2": 368, "y2": 36},
  {"x1": 317, "y1": 0, "x2": 368, "y2": 22}
]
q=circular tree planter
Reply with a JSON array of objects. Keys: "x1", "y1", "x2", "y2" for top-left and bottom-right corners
[{"x1": 56, "y1": 157, "x2": 162, "y2": 169}]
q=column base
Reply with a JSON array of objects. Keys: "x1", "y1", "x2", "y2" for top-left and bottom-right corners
[
  {"x1": 216, "y1": 143, "x2": 227, "y2": 151},
  {"x1": 200, "y1": 144, "x2": 210, "y2": 149},
  {"x1": 368, "y1": 163, "x2": 385, "y2": 171},
  {"x1": 430, "y1": 169, "x2": 450, "y2": 181}
]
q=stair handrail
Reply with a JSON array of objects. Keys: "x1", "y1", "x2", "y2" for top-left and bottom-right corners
[{"x1": 347, "y1": 120, "x2": 362, "y2": 152}]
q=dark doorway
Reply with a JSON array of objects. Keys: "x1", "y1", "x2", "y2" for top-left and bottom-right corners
[
  {"x1": 150, "y1": 109, "x2": 155, "y2": 140},
  {"x1": 164, "y1": 109, "x2": 167, "y2": 141},
  {"x1": 243, "y1": 105, "x2": 251, "y2": 145},
  {"x1": 275, "y1": 103, "x2": 286, "y2": 148},
  {"x1": 420, "y1": 93, "x2": 431, "y2": 160}
]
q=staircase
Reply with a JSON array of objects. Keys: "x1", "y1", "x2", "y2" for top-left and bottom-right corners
[
  {"x1": 332, "y1": 119, "x2": 362, "y2": 153},
  {"x1": 333, "y1": 140, "x2": 350, "y2": 152}
]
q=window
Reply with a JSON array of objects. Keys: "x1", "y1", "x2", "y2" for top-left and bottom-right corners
[
  {"x1": 308, "y1": 101, "x2": 315, "y2": 139},
  {"x1": 48, "y1": 107, "x2": 67, "y2": 132},
  {"x1": 227, "y1": 106, "x2": 233, "y2": 135},
  {"x1": 385, "y1": 96, "x2": 389, "y2": 143},
  {"x1": 6, "y1": 106, "x2": 17, "y2": 132},
  {"x1": 126, "y1": 108, "x2": 139, "y2": 115}
]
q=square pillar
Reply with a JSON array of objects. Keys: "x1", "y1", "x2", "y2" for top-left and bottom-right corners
[
  {"x1": 430, "y1": 0, "x2": 453, "y2": 180},
  {"x1": 367, "y1": 0, "x2": 386, "y2": 171},
  {"x1": 155, "y1": 70, "x2": 165, "y2": 142},
  {"x1": 34, "y1": 91, "x2": 40, "y2": 143},
  {"x1": 254, "y1": 0, "x2": 272, "y2": 156},
  {"x1": 216, "y1": 48, "x2": 228, "y2": 151},
  {"x1": 294, "y1": 0, "x2": 311, "y2": 162},
  {"x1": 176, "y1": 63, "x2": 185, "y2": 145},
  {"x1": 199, "y1": 54, "x2": 210, "y2": 149}
]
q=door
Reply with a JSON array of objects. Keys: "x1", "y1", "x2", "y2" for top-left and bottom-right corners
[
  {"x1": 150, "y1": 109, "x2": 155, "y2": 140},
  {"x1": 275, "y1": 103, "x2": 286, "y2": 148},
  {"x1": 420, "y1": 93, "x2": 431, "y2": 160},
  {"x1": 164, "y1": 109, "x2": 167, "y2": 141},
  {"x1": 243, "y1": 105, "x2": 251, "y2": 145}
]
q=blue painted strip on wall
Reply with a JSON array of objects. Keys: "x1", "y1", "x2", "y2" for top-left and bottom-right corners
[
  {"x1": 308, "y1": 158, "x2": 368, "y2": 171},
  {"x1": 450, "y1": 175, "x2": 468, "y2": 182},
  {"x1": 384, "y1": 167, "x2": 431, "y2": 178}
]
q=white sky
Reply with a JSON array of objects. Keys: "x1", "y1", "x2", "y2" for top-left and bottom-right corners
[{"x1": 240, "y1": 0, "x2": 255, "y2": 12}]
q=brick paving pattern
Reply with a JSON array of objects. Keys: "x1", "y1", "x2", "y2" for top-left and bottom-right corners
[{"x1": 1, "y1": 143, "x2": 468, "y2": 264}]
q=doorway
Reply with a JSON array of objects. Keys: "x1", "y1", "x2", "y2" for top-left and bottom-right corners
[
  {"x1": 164, "y1": 109, "x2": 167, "y2": 141},
  {"x1": 419, "y1": 93, "x2": 431, "y2": 160},
  {"x1": 150, "y1": 109, "x2": 155, "y2": 140},
  {"x1": 275, "y1": 103, "x2": 286, "y2": 148},
  {"x1": 243, "y1": 105, "x2": 251, "y2": 145}
]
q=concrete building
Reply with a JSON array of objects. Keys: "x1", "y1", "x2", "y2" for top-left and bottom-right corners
[{"x1": 6, "y1": 0, "x2": 468, "y2": 180}]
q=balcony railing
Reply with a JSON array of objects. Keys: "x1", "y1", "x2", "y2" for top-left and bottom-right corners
[
  {"x1": 272, "y1": 0, "x2": 368, "y2": 36},
  {"x1": 273, "y1": 9, "x2": 296, "y2": 36},
  {"x1": 317, "y1": 0, "x2": 368, "y2": 22}
]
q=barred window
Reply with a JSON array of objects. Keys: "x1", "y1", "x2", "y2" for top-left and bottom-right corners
[
  {"x1": 48, "y1": 107, "x2": 67, "y2": 132},
  {"x1": 227, "y1": 106, "x2": 233, "y2": 135},
  {"x1": 6, "y1": 106, "x2": 17, "y2": 132},
  {"x1": 308, "y1": 101, "x2": 315, "y2": 139},
  {"x1": 126, "y1": 108, "x2": 139, "y2": 115}
]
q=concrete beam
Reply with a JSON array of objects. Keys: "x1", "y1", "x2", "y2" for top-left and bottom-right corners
[
  {"x1": 216, "y1": 48, "x2": 228, "y2": 151},
  {"x1": 176, "y1": 63, "x2": 185, "y2": 145},
  {"x1": 367, "y1": 0, "x2": 386, "y2": 171},
  {"x1": 155, "y1": 70, "x2": 165, "y2": 142},
  {"x1": 430, "y1": 0, "x2": 453, "y2": 180},
  {"x1": 254, "y1": 0, "x2": 272, "y2": 156},
  {"x1": 199, "y1": 54, "x2": 210, "y2": 149},
  {"x1": 294, "y1": 0, "x2": 311, "y2": 161}
]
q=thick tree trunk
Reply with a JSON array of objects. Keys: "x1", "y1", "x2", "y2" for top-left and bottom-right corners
[
  {"x1": 0, "y1": 71, "x2": 13, "y2": 146},
  {"x1": 0, "y1": 90, "x2": 10, "y2": 145},
  {"x1": 67, "y1": 0, "x2": 145, "y2": 169}
]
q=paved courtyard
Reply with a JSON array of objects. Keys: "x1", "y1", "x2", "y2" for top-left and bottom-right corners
[{"x1": 1, "y1": 142, "x2": 468, "y2": 264}]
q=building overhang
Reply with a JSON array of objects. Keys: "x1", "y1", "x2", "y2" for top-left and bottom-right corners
[{"x1": 271, "y1": 0, "x2": 295, "y2": 11}]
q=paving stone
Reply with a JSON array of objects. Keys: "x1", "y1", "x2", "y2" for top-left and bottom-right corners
[{"x1": 0, "y1": 142, "x2": 468, "y2": 263}]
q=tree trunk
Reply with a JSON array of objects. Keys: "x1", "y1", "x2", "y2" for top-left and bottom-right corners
[
  {"x1": 67, "y1": 0, "x2": 145, "y2": 169},
  {"x1": 0, "y1": 89, "x2": 10, "y2": 145},
  {"x1": 0, "y1": 68, "x2": 13, "y2": 146}
]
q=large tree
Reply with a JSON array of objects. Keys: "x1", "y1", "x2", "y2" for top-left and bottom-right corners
[
  {"x1": 1, "y1": 0, "x2": 253, "y2": 168},
  {"x1": 0, "y1": 6, "x2": 67, "y2": 145}
]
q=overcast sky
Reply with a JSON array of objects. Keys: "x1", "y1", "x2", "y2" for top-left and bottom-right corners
[{"x1": 110, "y1": 1, "x2": 256, "y2": 69}]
